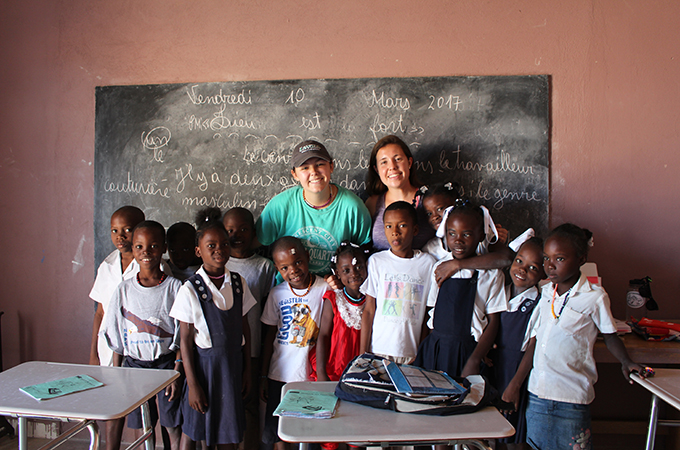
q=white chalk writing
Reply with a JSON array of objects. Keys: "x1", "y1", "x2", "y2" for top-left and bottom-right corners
[
  {"x1": 186, "y1": 85, "x2": 252, "y2": 105},
  {"x1": 182, "y1": 192, "x2": 256, "y2": 210},
  {"x1": 286, "y1": 88, "x2": 305, "y2": 106},
  {"x1": 474, "y1": 180, "x2": 541, "y2": 210},
  {"x1": 104, "y1": 172, "x2": 170, "y2": 198},
  {"x1": 300, "y1": 112, "x2": 321, "y2": 130},
  {"x1": 141, "y1": 127, "x2": 171, "y2": 163},
  {"x1": 439, "y1": 147, "x2": 535, "y2": 175},
  {"x1": 428, "y1": 95, "x2": 462, "y2": 111},
  {"x1": 368, "y1": 90, "x2": 410, "y2": 110},
  {"x1": 369, "y1": 113, "x2": 406, "y2": 141}
]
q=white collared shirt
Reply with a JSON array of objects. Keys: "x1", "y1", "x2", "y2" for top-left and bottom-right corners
[
  {"x1": 170, "y1": 267, "x2": 256, "y2": 349},
  {"x1": 528, "y1": 272, "x2": 617, "y2": 404}
]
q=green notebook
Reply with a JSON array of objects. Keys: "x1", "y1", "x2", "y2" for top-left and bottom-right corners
[
  {"x1": 20, "y1": 374, "x2": 104, "y2": 401},
  {"x1": 273, "y1": 389, "x2": 338, "y2": 419}
]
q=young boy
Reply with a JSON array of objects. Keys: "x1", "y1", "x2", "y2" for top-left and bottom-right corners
[
  {"x1": 360, "y1": 201, "x2": 436, "y2": 364},
  {"x1": 89, "y1": 205, "x2": 146, "y2": 367},
  {"x1": 165, "y1": 221, "x2": 200, "y2": 281},
  {"x1": 223, "y1": 207, "x2": 277, "y2": 450},
  {"x1": 260, "y1": 237, "x2": 328, "y2": 450},
  {"x1": 101, "y1": 221, "x2": 183, "y2": 450}
]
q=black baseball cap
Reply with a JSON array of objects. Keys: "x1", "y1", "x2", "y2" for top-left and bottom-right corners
[{"x1": 291, "y1": 140, "x2": 332, "y2": 168}]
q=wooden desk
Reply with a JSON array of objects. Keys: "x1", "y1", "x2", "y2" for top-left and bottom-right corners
[
  {"x1": 277, "y1": 381, "x2": 514, "y2": 450},
  {"x1": 0, "y1": 362, "x2": 179, "y2": 450},
  {"x1": 594, "y1": 334, "x2": 680, "y2": 365}
]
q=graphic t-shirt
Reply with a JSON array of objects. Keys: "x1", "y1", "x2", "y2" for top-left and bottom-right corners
[
  {"x1": 360, "y1": 250, "x2": 436, "y2": 359},
  {"x1": 261, "y1": 276, "x2": 328, "y2": 382}
]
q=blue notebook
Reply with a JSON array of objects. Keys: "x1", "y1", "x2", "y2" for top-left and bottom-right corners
[{"x1": 20, "y1": 375, "x2": 104, "y2": 401}]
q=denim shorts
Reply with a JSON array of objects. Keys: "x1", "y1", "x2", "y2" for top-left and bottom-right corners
[{"x1": 525, "y1": 392, "x2": 592, "y2": 450}]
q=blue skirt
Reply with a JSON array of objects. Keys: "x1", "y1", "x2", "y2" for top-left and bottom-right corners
[
  {"x1": 182, "y1": 348, "x2": 244, "y2": 445},
  {"x1": 414, "y1": 330, "x2": 477, "y2": 377}
]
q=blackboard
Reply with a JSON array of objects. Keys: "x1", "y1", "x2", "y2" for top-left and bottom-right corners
[{"x1": 94, "y1": 76, "x2": 550, "y2": 266}]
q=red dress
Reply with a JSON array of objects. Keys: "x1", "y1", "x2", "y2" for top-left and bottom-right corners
[{"x1": 323, "y1": 289, "x2": 366, "y2": 381}]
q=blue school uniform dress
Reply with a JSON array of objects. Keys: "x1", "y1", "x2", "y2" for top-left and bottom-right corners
[
  {"x1": 414, "y1": 272, "x2": 479, "y2": 376},
  {"x1": 490, "y1": 285, "x2": 539, "y2": 444},
  {"x1": 182, "y1": 272, "x2": 245, "y2": 446}
]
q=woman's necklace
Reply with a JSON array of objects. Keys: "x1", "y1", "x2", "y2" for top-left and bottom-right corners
[
  {"x1": 303, "y1": 185, "x2": 335, "y2": 209},
  {"x1": 137, "y1": 272, "x2": 166, "y2": 287},
  {"x1": 343, "y1": 287, "x2": 366, "y2": 304},
  {"x1": 289, "y1": 274, "x2": 314, "y2": 297},
  {"x1": 551, "y1": 284, "x2": 573, "y2": 319}
]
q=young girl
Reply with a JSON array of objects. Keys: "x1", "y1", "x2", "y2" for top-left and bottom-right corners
[
  {"x1": 525, "y1": 223, "x2": 649, "y2": 450},
  {"x1": 489, "y1": 237, "x2": 545, "y2": 449},
  {"x1": 316, "y1": 241, "x2": 371, "y2": 382},
  {"x1": 414, "y1": 200, "x2": 506, "y2": 378},
  {"x1": 169, "y1": 208, "x2": 256, "y2": 450},
  {"x1": 420, "y1": 184, "x2": 513, "y2": 286}
]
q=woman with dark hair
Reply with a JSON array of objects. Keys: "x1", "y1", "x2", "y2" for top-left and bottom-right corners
[{"x1": 365, "y1": 135, "x2": 434, "y2": 250}]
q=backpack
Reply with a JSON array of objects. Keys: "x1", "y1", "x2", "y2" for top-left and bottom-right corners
[{"x1": 335, "y1": 353, "x2": 507, "y2": 416}]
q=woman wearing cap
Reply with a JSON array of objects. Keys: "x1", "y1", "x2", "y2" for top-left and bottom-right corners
[
  {"x1": 256, "y1": 140, "x2": 372, "y2": 278},
  {"x1": 365, "y1": 135, "x2": 435, "y2": 250}
]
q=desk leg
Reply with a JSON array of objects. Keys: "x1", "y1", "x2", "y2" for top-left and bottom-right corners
[
  {"x1": 141, "y1": 403, "x2": 153, "y2": 450},
  {"x1": 299, "y1": 444, "x2": 308, "y2": 450},
  {"x1": 18, "y1": 417, "x2": 27, "y2": 450},
  {"x1": 87, "y1": 421, "x2": 100, "y2": 450},
  {"x1": 646, "y1": 393, "x2": 660, "y2": 450}
]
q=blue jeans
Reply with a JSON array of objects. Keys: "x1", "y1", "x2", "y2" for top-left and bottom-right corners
[{"x1": 525, "y1": 393, "x2": 591, "y2": 450}]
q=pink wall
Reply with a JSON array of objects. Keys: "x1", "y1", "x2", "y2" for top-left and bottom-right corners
[{"x1": 0, "y1": 0, "x2": 678, "y2": 369}]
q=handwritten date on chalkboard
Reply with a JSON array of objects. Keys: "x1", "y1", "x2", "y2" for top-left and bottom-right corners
[{"x1": 94, "y1": 76, "x2": 549, "y2": 266}]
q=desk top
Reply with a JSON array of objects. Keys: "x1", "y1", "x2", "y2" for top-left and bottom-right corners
[
  {"x1": 595, "y1": 334, "x2": 680, "y2": 365},
  {"x1": 631, "y1": 368, "x2": 680, "y2": 411},
  {"x1": 277, "y1": 381, "x2": 514, "y2": 445},
  {"x1": 0, "y1": 361, "x2": 179, "y2": 420}
]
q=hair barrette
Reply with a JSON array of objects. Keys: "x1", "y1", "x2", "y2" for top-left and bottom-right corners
[
  {"x1": 444, "y1": 182, "x2": 454, "y2": 191},
  {"x1": 419, "y1": 185, "x2": 429, "y2": 194},
  {"x1": 453, "y1": 198, "x2": 469, "y2": 208},
  {"x1": 330, "y1": 255, "x2": 338, "y2": 264},
  {"x1": 588, "y1": 236, "x2": 594, "y2": 247}
]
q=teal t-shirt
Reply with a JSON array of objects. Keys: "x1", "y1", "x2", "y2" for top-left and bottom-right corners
[{"x1": 256, "y1": 185, "x2": 372, "y2": 276}]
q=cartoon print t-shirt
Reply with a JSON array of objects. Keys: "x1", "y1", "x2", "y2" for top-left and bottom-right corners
[
  {"x1": 261, "y1": 276, "x2": 328, "y2": 382},
  {"x1": 360, "y1": 250, "x2": 436, "y2": 359}
]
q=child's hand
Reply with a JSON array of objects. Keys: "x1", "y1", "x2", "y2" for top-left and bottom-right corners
[
  {"x1": 460, "y1": 358, "x2": 481, "y2": 378},
  {"x1": 165, "y1": 378, "x2": 182, "y2": 402},
  {"x1": 188, "y1": 384, "x2": 208, "y2": 414},
  {"x1": 500, "y1": 384, "x2": 520, "y2": 413},
  {"x1": 627, "y1": 363, "x2": 655, "y2": 382},
  {"x1": 495, "y1": 224, "x2": 509, "y2": 245},
  {"x1": 324, "y1": 274, "x2": 344, "y2": 291},
  {"x1": 260, "y1": 377, "x2": 268, "y2": 403},
  {"x1": 434, "y1": 259, "x2": 462, "y2": 287}
]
